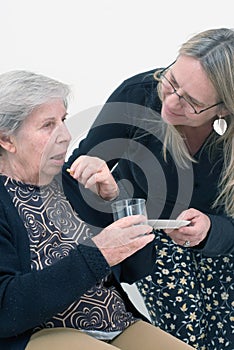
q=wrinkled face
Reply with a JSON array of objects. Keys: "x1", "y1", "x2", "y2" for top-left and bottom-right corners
[
  {"x1": 10, "y1": 99, "x2": 71, "y2": 185},
  {"x1": 160, "y1": 55, "x2": 223, "y2": 128}
]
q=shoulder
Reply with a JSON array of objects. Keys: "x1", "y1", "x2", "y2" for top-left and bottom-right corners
[
  {"x1": 121, "y1": 68, "x2": 158, "y2": 86},
  {"x1": 107, "y1": 68, "x2": 162, "y2": 112},
  {"x1": 109, "y1": 68, "x2": 159, "y2": 95}
]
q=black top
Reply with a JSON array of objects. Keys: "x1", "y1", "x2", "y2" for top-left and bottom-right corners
[
  {"x1": 67, "y1": 69, "x2": 234, "y2": 257},
  {"x1": 0, "y1": 172, "x2": 155, "y2": 349}
]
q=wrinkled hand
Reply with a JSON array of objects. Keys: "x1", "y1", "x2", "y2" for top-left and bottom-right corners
[
  {"x1": 68, "y1": 155, "x2": 119, "y2": 200},
  {"x1": 164, "y1": 208, "x2": 211, "y2": 247},
  {"x1": 92, "y1": 215, "x2": 154, "y2": 266}
]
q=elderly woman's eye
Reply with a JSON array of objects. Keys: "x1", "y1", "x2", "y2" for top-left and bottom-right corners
[{"x1": 43, "y1": 121, "x2": 54, "y2": 128}]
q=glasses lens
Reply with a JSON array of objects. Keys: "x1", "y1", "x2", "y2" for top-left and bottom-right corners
[
  {"x1": 160, "y1": 75, "x2": 197, "y2": 114},
  {"x1": 180, "y1": 99, "x2": 197, "y2": 114},
  {"x1": 160, "y1": 75, "x2": 174, "y2": 92}
]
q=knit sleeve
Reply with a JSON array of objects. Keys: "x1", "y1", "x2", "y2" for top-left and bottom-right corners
[{"x1": 0, "y1": 202, "x2": 110, "y2": 337}]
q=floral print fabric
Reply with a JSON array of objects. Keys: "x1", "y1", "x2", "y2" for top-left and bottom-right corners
[{"x1": 136, "y1": 231, "x2": 234, "y2": 350}]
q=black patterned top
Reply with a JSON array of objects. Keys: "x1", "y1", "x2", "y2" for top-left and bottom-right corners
[{"x1": 4, "y1": 176, "x2": 137, "y2": 340}]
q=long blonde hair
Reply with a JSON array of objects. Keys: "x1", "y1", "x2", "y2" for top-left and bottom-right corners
[{"x1": 155, "y1": 28, "x2": 234, "y2": 218}]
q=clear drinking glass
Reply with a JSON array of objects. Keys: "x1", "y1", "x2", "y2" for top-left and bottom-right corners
[{"x1": 111, "y1": 198, "x2": 147, "y2": 223}]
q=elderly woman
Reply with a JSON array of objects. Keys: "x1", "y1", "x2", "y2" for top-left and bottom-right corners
[{"x1": 0, "y1": 70, "x2": 194, "y2": 350}]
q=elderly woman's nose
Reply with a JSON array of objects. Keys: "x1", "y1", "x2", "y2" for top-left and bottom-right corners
[{"x1": 56, "y1": 122, "x2": 71, "y2": 143}]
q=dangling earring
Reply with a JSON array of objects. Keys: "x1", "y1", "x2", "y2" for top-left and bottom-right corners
[{"x1": 213, "y1": 115, "x2": 227, "y2": 136}]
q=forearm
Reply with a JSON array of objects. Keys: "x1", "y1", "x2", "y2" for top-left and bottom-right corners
[{"x1": 114, "y1": 239, "x2": 156, "y2": 284}]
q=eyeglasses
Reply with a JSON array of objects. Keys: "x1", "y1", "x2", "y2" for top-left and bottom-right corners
[{"x1": 159, "y1": 62, "x2": 223, "y2": 115}]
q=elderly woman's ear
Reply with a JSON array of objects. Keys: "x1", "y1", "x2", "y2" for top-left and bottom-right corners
[{"x1": 0, "y1": 133, "x2": 16, "y2": 153}]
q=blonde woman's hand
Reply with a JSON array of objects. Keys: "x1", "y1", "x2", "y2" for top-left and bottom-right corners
[
  {"x1": 92, "y1": 215, "x2": 154, "y2": 266},
  {"x1": 164, "y1": 208, "x2": 211, "y2": 247},
  {"x1": 68, "y1": 155, "x2": 119, "y2": 200}
]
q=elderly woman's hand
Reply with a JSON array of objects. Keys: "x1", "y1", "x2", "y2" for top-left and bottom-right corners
[
  {"x1": 92, "y1": 215, "x2": 154, "y2": 266},
  {"x1": 68, "y1": 155, "x2": 119, "y2": 200},
  {"x1": 164, "y1": 208, "x2": 211, "y2": 247}
]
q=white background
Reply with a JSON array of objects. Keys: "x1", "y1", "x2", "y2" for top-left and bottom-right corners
[{"x1": 1, "y1": 0, "x2": 233, "y2": 116}]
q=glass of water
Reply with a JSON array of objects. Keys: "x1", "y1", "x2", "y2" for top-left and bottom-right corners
[{"x1": 111, "y1": 198, "x2": 147, "y2": 223}]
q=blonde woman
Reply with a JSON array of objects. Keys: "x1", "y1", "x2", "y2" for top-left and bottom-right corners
[{"x1": 69, "y1": 28, "x2": 234, "y2": 349}]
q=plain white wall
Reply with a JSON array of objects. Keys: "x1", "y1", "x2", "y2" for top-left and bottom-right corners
[
  {"x1": 0, "y1": 0, "x2": 233, "y2": 318},
  {"x1": 1, "y1": 0, "x2": 233, "y2": 117}
]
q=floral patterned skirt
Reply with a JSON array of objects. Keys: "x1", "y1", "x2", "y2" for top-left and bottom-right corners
[{"x1": 136, "y1": 232, "x2": 234, "y2": 350}]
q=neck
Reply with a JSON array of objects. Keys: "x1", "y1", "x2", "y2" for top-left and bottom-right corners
[
  {"x1": 179, "y1": 125, "x2": 213, "y2": 156},
  {"x1": 0, "y1": 160, "x2": 53, "y2": 186}
]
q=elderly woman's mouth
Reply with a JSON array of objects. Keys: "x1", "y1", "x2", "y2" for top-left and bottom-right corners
[{"x1": 50, "y1": 153, "x2": 66, "y2": 160}]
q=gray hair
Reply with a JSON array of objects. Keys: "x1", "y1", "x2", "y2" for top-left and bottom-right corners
[{"x1": 0, "y1": 70, "x2": 71, "y2": 135}]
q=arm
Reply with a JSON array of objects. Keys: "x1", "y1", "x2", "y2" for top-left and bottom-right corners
[
  {"x1": 0, "y1": 211, "x2": 110, "y2": 337},
  {"x1": 200, "y1": 213, "x2": 234, "y2": 256},
  {"x1": 114, "y1": 238, "x2": 156, "y2": 284},
  {"x1": 0, "y1": 197, "x2": 154, "y2": 337},
  {"x1": 66, "y1": 69, "x2": 161, "y2": 170}
]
